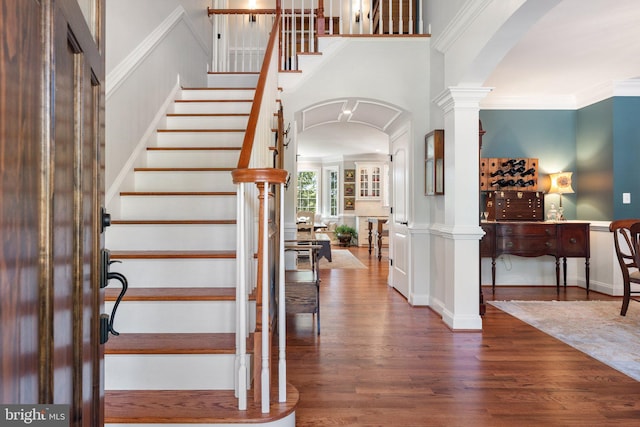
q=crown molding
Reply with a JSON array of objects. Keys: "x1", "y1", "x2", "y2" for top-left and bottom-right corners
[
  {"x1": 480, "y1": 94, "x2": 577, "y2": 110},
  {"x1": 481, "y1": 79, "x2": 640, "y2": 110},
  {"x1": 432, "y1": 0, "x2": 492, "y2": 54}
]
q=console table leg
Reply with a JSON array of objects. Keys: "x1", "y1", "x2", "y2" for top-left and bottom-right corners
[
  {"x1": 585, "y1": 258, "x2": 590, "y2": 294},
  {"x1": 563, "y1": 257, "x2": 568, "y2": 288},
  {"x1": 491, "y1": 258, "x2": 496, "y2": 295},
  {"x1": 368, "y1": 223, "x2": 373, "y2": 255},
  {"x1": 555, "y1": 257, "x2": 561, "y2": 293}
]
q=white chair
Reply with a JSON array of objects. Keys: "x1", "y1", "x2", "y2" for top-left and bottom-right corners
[{"x1": 296, "y1": 210, "x2": 315, "y2": 240}]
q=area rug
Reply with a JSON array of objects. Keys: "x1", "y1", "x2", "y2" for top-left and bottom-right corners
[
  {"x1": 298, "y1": 249, "x2": 367, "y2": 269},
  {"x1": 489, "y1": 300, "x2": 640, "y2": 381}
]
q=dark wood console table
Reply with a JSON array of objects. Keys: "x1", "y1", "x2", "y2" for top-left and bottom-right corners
[
  {"x1": 480, "y1": 221, "x2": 590, "y2": 294},
  {"x1": 367, "y1": 218, "x2": 388, "y2": 261}
]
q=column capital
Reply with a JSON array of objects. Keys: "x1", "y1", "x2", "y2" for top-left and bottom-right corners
[{"x1": 433, "y1": 87, "x2": 493, "y2": 113}]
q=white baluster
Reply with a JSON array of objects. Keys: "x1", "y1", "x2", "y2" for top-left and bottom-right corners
[
  {"x1": 278, "y1": 181, "x2": 287, "y2": 402},
  {"x1": 236, "y1": 182, "x2": 247, "y2": 410},
  {"x1": 399, "y1": 0, "x2": 403, "y2": 34},
  {"x1": 387, "y1": 0, "x2": 392, "y2": 35},
  {"x1": 358, "y1": 0, "x2": 363, "y2": 34},
  {"x1": 261, "y1": 182, "x2": 270, "y2": 413}
]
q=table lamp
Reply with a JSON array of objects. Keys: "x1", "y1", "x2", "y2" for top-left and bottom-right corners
[{"x1": 548, "y1": 172, "x2": 574, "y2": 220}]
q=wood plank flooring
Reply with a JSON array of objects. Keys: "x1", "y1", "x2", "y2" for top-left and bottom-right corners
[{"x1": 287, "y1": 247, "x2": 640, "y2": 426}]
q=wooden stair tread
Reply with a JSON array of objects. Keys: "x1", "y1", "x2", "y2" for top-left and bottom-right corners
[
  {"x1": 111, "y1": 219, "x2": 236, "y2": 225},
  {"x1": 156, "y1": 128, "x2": 245, "y2": 132},
  {"x1": 105, "y1": 287, "x2": 240, "y2": 301},
  {"x1": 110, "y1": 250, "x2": 236, "y2": 259},
  {"x1": 104, "y1": 385, "x2": 299, "y2": 423},
  {"x1": 134, "y1": 167, "x2": 234, "y2": 172},
  {"x1": 119, "y1": 191, "x2": 236, "y2": 196},
  {"x1": 207, "y1": 71, "x2": 259, "y2": 74},
  {"x1": 174, "y1": 99, "x2": 253, "y2": 103},
  {"x1": 146, "y1": 146, "x2": 241, "y2": 150},
  {"x1": 166, "y1": 113, "x2": 249, "y2": 117},
  {"x1": 182, "y1": 87, "x2": 256, "y2": 90},
  {"x1": 104, "y1": 332, "x2": 236, "y2": 354}
]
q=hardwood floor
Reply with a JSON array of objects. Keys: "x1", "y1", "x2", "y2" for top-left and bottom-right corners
[{"x1": 286, "y1": 247, "x2": 640, "y2": 426}]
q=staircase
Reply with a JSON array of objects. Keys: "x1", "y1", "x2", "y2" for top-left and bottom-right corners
[{"x1": 103, "y1": 73, "x2": 297, "y2": 426}]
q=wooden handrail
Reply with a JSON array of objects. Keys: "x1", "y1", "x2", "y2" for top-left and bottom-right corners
[{"x1": 237, "y1": 10, "x2": 282, "y2": 169}]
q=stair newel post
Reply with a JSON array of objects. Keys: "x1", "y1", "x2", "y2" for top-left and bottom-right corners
[
  {"x1": 235, "y1": 181, "x2": 248, "y2": 410},
  {"x1": 232, "y1": 168, "x2": 287, "y2": 413},
  {"x1": 278, "y1": 181, "x2": 287, "y2": 403}
]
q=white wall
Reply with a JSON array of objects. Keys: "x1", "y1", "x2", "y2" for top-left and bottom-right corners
[
  {"x1": 281, "y1": 37, "x2": 430, "y2": 301},
  {"x1": 281, "y1": 37, "x2": 430, "y2": 224},
  {"x1": 105, "y1": 0, "x2": 213, "y2": 210}
]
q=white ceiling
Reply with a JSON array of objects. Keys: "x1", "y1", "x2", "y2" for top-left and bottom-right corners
[
  {"x1": 482, "y1": 0, "x2": 640, "y2": 109},
  {"x1": 298, "y1": 0, "x2": 640, "y2": 158}
]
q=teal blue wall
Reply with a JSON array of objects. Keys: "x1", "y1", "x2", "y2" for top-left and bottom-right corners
[
  {"x1": 481, "y1": 98, "x2": 640, "y2": 221},
  {"x1": 479, "y1": 110, "x2": 577, "y2": 219},
  {"x1": 613, "y1": 97, "x2": 640, "y2": 219},
  {"x1": 576, "y1": 99, "x2": 613, "y2": 220}
]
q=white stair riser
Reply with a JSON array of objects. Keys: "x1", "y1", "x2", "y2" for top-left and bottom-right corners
[
  {"x1": 207, "y1": 73, "x2": 259, "y2": 88},
  {"x1": 173, "y1": 101, "x2": 252, "y2": 115},
  {"x1": 180, "y1": 89, "x2": 255, "y2": 101},
  {"x1": 107, "y1": 224, "x2": 236, "y2": 251},
  {"x1": 105, "y1": 300, "x2": 256, "y2": 333},
  {"x1": 156, "y1": 131, "x2": 244, "y2": 147},
  {"x1": 120, "y1": 195, "x2": 237, "y2": 220},
  {"x1": 134, "y1": 171, "x2": 235, "y2": 192},
  {"x1": 105, "y1": 354, "x2": 242, "y2": 390},
  {"x1": 146, "y1": 150, "x2": 239, "y2": 168},
  {"x1": 165, "y1": 115, "x2": 248, "y2": 130},
  {"x1": 110, "y1": 258, "x2": 237, "y2": 288}
]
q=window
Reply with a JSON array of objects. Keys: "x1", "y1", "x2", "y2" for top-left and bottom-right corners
[
  {"x1": 297, "y1": 171, "x2": 318, "y2": 211},
  {"x1": 327, "y1": 168, "x2": 339, "y2": 216}
]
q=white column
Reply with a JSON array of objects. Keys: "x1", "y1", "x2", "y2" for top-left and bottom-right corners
[{"x1": 434, "y1": 87, "x2": 492, "y2": 330}]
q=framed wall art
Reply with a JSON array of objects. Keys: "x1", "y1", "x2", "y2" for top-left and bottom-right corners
[
  {"x1": 344, "y1": 197, "x2": 355, "y2": 210},
  {"x1": 344, "y1": 183, "x2": 355, "y2": 197},
  {"x1": 344, "y1": 169, "x2": 355, "y2": 182}
]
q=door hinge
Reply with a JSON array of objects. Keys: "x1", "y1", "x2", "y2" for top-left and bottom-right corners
[{"x1": 390, "y1": 258, "x2": 393, "y2": 266}]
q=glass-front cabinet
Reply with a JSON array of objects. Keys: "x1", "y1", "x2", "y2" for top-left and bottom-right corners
[{"x1": 355, "y1": 163, "x2": 382, "y2": 200}]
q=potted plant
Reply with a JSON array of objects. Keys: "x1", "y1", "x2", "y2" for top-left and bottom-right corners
[{"x1": 335, "y1": 224, "x2": 357, "y2": 247}]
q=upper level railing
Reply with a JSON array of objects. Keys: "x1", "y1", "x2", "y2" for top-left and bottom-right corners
[{"x1": 208, "y1": 0, "x2": 423, "y2": 72}]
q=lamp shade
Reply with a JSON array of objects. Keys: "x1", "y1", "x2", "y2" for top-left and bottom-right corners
[{"x1": 548, "y1": 172, "x2": 574, "y2": 194}]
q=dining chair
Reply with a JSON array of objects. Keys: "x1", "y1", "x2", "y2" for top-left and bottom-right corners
[
  {"x1": 609, "y1": 219, "x2": 640, "y2": 315},
  {"x1": 296, "y1": 210, "x2": 315, "y2": 240}
]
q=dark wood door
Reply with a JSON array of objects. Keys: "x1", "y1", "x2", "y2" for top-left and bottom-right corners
[{"x1": 0, "y1": 1, "x2": 105, "y2": 426}]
